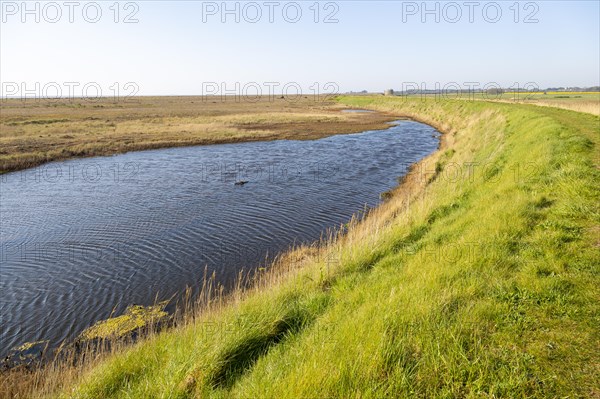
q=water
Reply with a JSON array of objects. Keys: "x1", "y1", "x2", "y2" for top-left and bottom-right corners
[{"x1": 0, "y1": 120, "x2": 439, "y2": 356}]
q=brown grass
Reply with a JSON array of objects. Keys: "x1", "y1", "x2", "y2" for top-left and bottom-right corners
[
  {"x1": 520, "y1": 99, "x2": 600, "y2": 115},
  {"x1": 481, "y1": 92, "x2": 600, "y2": 116},
  {"x1": 0, "y1": 95, "x2": 397, "y2": 174}
]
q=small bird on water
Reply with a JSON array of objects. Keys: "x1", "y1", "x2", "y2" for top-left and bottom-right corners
[{"x1": 234, "y1": 181, "x2": 249, "y2": 186}]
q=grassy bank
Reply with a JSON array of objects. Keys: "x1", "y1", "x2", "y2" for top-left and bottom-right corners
[
  {"x1": 3, "y1": 97, "x2": 598, "y2": 398},
  {"x1": 0, "y1": 96, "x2": 396, "y2": 174}
]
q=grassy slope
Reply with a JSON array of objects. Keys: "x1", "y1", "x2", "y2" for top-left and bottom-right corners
[{"x1": 52, "y1": 97, "x2": 599, "y2": 398}]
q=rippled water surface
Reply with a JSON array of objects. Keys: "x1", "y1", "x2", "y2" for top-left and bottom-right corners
[{"x1": 0, "y1": 120, "x2": 439, "y2": 355}]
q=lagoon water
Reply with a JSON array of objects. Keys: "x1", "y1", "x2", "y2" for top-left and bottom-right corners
[{"x1": 0, "y1": 121, "x2": 439, "y2": 356}]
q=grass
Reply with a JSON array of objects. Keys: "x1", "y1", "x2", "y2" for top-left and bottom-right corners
[
  {"x1": 491, "y1": 91, "x2": 600, "y2": 115},
  {"x1": 396, "y1": 91, "x2": 600, "y2": 116},
  {"x1": 0, "y1": 96, "x2": 396, "y2": 174},
  {"x1": 475, "y1": 91, "x2": 599, "y2": 115},
  {"x1": 1, "y1": 96, "x2": 598, "y2": 398}
]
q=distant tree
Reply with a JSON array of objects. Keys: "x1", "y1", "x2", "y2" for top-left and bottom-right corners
[{"x1": 486, "y1": 88, "x2": 504, "y2": 95}]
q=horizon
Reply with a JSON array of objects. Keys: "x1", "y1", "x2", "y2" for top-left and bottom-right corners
[
  {"x1": 1, "y1": 1, "x2": 599, "y2": 99},
  {"x1": 1, "y1": 85, "x2": 599, "y2": 100}
]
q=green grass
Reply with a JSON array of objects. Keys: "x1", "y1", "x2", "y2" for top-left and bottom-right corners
[
  {"x1": 18, "y1": 97, "x2": 598, "y2": 398},
  {"x1": 471, "y1": 91, "x2": 599, "y2": 115}
]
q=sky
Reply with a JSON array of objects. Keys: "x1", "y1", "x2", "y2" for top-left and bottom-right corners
[{"x1": 1, "y1": 1, "x2": 599, "y2": 97}]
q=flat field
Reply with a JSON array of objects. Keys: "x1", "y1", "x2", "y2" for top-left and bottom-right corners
[{"x1": 0, "y1": 96, "x2": 397, "y2": 174}]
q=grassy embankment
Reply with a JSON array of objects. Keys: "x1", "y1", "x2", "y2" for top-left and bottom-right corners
[
  {"x1": 0, "y1": 96, "x2": 396, "y2": 174},
  {"x1": 4, "y1": 96, "x2": 599, "y2": 398}
]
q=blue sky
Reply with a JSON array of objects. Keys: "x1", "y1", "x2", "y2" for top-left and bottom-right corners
[{"x1": 1, "y1": 1, "x2": 599, "y2": 96}]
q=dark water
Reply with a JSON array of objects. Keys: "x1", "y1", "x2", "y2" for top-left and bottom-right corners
[{"x1": 0, "y1": 120, "x2": 439, "y2": 356}]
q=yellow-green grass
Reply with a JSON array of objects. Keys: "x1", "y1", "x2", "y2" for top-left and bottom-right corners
[
  {"x1": 78, "y1": 302, "x2": 170, "y2": 341},
  {"x1": 477, "y1": 91, "x2": 600, "y2": 116},
  {"x1": 400, "y1": 91, "x2": 600, "y2": 116},
  {"x1": 0, "y1": 96, "x2": 396, "y2": 174},
  {"x1": 3, "y1": 97, "x2": 599, "y2": 398}
]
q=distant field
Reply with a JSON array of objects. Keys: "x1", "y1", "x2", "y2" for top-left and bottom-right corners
[
  {"x1": 0, "y1": 96, "x2": 397, "y2": 174},
  {"x1": 397, "y1": 91, "x2": 600, "y2": 116},
  {"x1": 2, "y1": 94, "x2": 597, "y2": 175},
  {"x1": 478, "y1": 91, "x2": 600, "y2": 115}
]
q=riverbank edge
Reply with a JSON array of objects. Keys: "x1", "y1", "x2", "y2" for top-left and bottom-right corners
[
  {"x1": 1, "y1": 107, "x2": 440, "y2": 365},
  {"x1": 0, "y1": 102, "x2": 400, "y2": 175},
  {"x1": 1, "y1": 97, "x2": 452, "y2": 396}
]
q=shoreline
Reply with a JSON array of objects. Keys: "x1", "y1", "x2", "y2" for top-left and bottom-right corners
[
  {"x1": 0, "y1": 96, "x2": 398, "y2": 175},
  {"x1": 1, "y1": 111, "x2": 442, "y2": 370}
]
